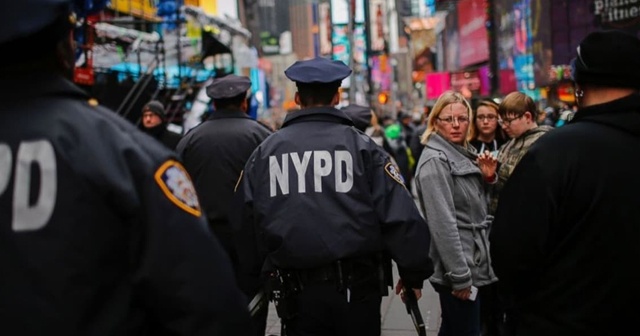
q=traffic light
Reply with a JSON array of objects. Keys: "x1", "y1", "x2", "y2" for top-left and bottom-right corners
[{"x1": 378, "y1": 92, "x2": 389, "y2": 104}]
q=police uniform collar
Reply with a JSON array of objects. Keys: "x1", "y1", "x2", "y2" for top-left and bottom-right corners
[
  {"x1": 282, "y1": 107, "x2": 354, "y2": 128},
  {"x1": 0, "y1": 72, "x2": 88, "y2": 101},
  {"x1": 207, "y1": 108, "x2": 251, "y2": 120}
]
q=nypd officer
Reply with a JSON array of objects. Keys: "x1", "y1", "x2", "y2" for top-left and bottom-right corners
[
  {"x1": 0, "y1": 1, "x2": 252, "y2": 335},
  {"x1": 177, "y1": 75, "x2": 272, "y2": 335},
  {"x1": 231, "y1": 57, "x2": 434, "y2": 336}
]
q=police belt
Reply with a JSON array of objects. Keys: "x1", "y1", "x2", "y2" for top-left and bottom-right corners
[{"x1": 285, "y1": 258, "x2": 379, "y2": 286}]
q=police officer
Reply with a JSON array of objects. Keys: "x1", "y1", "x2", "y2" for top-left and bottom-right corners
[
  {"x1": 231, "y1": 57, "x2": 434, "y2": 336},
  {"x1": 176, "y1": 74, "x2": 272, "y2": 335},
  {"x1": 0, "y1": 1, "x2": 252, "y2": 335}
]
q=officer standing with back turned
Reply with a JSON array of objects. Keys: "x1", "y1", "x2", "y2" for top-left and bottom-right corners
[
  {"x1": 0, "y1": 1, "x2": 252, "y2": 335},
  {"x1": 231, "y1": 57, "x2": 434, "y2": 336},
  {"x1": 177, "y1": 74, "x2": 273, "y2": 336}
]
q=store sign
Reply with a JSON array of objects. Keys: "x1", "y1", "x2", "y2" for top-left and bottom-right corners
[
  {"x1": 457, "y1": 0, "x2": 489, "y2": 67},
  {"x1": 260, "y1": 31, "x2": 280, "y2": 55},
  {"x1": 370, "y1": 0, "x2": 388, "y2": 52},
  {"x1": 451, "y1": 70, "x2": 482, "y2": 96},
  {"x1": 593, "y1": 0, "x2": 640, "y2": 29},
  {"x1": 425, "y1": 72, "x2": 452, "y2": 100}
]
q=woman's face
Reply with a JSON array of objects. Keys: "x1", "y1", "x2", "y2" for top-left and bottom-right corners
[
  {"x1": 435, "y1": 102, "x2": 470, "y2": 145},
  {"x1": 475, "y1": 105, "x2": 499, "y2": 138}
]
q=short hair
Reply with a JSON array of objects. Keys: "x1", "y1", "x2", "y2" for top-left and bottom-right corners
[
  {"x1": 297, "y1": 82, "x2": 340, "y2": 107},
  {"x1": 499, "y1": 91, "x2": 538, "y2": 120},
  {"x1": 213, "y1": 93, "x2": 247, "y2": 109},
  {"x1": 421, "y1": 90, "x2": 473, "y2": 145}
]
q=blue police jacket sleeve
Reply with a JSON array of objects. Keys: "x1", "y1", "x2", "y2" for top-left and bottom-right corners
[
  {"x1": 490, "y1": 149, "x2": 554, "y2": 298},
  {"x1": 132, "y1": 158, "x2": 253, "y2": 335},
  {"x1": 371, "y1": 152, "x2": 433, "y2": 289},
  {"x1": 230, "y1": 155, "x2": 266, "y2": 297}
]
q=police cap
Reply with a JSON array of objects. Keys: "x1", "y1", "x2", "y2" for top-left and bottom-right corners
[
  {"x1": 340, "y1": 104, "x2": 372, "y2": 132},
  {"x1": 0, "y1": 0, "x2": 72, "y2": 45},
  {"x1": 285, "y1": 57, "x2": 352, "y2": 85},
  {"x1": 206, "y1": 75, "x2": 252, "y2": 99}
]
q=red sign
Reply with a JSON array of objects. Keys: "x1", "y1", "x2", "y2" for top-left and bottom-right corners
[
  {"x1": 425, "y1": 72, "x2": 452, "y2": 100},
  {"x1": 457, "y1": 0, "x2": 489, "y2": 67}
]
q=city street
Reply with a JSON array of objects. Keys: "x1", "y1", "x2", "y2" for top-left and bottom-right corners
[{"x1": 264, "y1": 264, "x2": 442, "y2": 336}]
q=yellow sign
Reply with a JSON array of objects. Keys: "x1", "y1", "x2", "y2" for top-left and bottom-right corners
[
  {"x1": 109, "y1": 0, "x2": 158, "y2": 20},
  {"x1": 201, "y1": 0, "x2": 217, "y2": 15}
]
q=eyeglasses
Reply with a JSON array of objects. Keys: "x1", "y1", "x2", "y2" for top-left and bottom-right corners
[
  {"x1": 437, "y1": 116, "x2": 470, "y2": 125},
  {"x1": 476, "y1": 115, "x2": 498, "y2": 122},
  {"x1": 498, "y1": 115, "x2": 523, "y2": 126}
]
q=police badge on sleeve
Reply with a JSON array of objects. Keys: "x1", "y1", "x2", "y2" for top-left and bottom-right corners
[
  {"x1": 384, "y1": 162, "x2": 406, "y2": 187},
  {"x1": 154, "y1": 160, "x2": 202, "y2": 217}
]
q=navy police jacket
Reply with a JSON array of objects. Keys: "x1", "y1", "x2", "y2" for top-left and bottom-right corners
[
  {"x1": 232, "y1": 106, "x2": 434, "y2": 291},
  {"x1": 0, "y1": 73, "x2": 252, "y2": 335},
  {"x1": 177, "y1": 108, "x2": 272, "y2": 268}
]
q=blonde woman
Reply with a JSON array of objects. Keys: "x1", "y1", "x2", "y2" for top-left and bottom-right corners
[{"x1": 414, "y1": 91, "x2": 498, "y2": 336}]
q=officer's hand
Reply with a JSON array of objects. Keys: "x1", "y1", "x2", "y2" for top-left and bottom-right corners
[{"x1": 395, "y1": 279, "x2": 422, "y2": 303}]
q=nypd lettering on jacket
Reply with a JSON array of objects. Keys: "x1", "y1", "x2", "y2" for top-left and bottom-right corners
[
  {"x1": 269, "y1": 150, "x2": 353, "y2": 196},
  {"x1": 1, "y1": 140, "x2": 56, "y2": 232}
]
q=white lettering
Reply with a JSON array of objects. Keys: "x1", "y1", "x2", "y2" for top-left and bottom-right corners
[
  {"x1": 270, "y1": 154, "x2": 289, "y2": 197},
  {"x1": 290, "y1": 151, "x2": 312, "y2": 193},
  {"x1": 334, "y1": 150, "x2": 353, "y2": 193},
  {"x1": 13, "y1": 140, "x2": 57, "y2": 232},
  {"x1": 267, "y1": 151, "x2": 355, "y2": 196},
  {"x1": 460, "y1": 17, "x2": 485, "y2": 37},
  {"x1": 313, "y1": 151, "x2": 332, "y2": 193},
  {"x1": 0, "y1": 144, "x2": 11, "y2": 195},
  {"x1": 595, "y1": 0, "x2": 604, "y2": 14}
]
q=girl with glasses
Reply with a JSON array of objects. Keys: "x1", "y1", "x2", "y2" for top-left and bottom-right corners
[{"x1": 469, "y1": 100, "x2": 507, "y2": 158}]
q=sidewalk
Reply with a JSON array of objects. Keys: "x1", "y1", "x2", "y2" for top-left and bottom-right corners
[{"x1": 264, "y1": 265, "x2": 441, "y2": 336}]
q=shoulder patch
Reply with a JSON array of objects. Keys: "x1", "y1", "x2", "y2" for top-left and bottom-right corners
[
  {"x1": 154, "y1": 160, "x2": 202, "y2": 217},
  {"x1": 384, "y1": 162, "x2": 405, "y2": 186}
]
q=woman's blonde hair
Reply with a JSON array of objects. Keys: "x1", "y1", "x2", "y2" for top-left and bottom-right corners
[{"x1": 420, "y1": 90, "x2": 473, "y2": 145}]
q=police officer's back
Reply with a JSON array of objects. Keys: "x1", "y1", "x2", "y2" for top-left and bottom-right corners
[
  {"x1": 232, "y1": 57, "x2": 434, "y2": 336},
  {"x1": 176, "y1": 75, "x2": 272, "y2": 336},
  {"x1": 0, "y1": 1, "x2": 252, "y2": 335},
  {"x1": 177, "y1": 75, "x2": 272, "y2": 266}
]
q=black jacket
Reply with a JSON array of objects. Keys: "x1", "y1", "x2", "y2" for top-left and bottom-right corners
[
  {"x1": 490, "y1": 93, "x2": 640, "y2": 336},
  {"x1": 0, "y1": 73, "x2": 252, "y2": 336},
  {"x1": 176, "y1": 108, "x2": 272, "y2": 265},
  {"x1": 231, "y1": 107, "x2": 433, "y2": 293},
  {"x1": 141, "y1": 122, "x2": 182, "y2": 150}
]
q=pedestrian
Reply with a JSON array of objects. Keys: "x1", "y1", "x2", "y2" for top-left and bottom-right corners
[
  {"x1": 469, "y1": 99, "x2": 506, "y2": 157},
  {"x1": 414, "y1": 90, "x2": 498, "y2": 336},
  {"x1": 490, "y1": 29, "x2": 640, "y2": 336},
  {"x1": 140, "y1": 100, "x2": 182, "y2": 150},
  {"x1": 0, "y1": 1, "x2": 252, "y2": 335},
  {"x1": 231, "y1": 57, "x2": 434, "y2": 336},
  {"x1": 176, "y1": 74, "x2": 272, "y2": 335},
  {"x1": 488, "y1": 91, "x2": 553, "y2": 215}
]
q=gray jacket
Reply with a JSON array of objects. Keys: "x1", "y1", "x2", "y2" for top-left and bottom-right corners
[{"x1": 415, "y1": 133, "x2": 498, "y2": 290}]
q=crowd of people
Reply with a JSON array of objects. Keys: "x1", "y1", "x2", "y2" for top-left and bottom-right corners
[{"x1": 2, "y1": 1, "x2": 639, "y2": 336}]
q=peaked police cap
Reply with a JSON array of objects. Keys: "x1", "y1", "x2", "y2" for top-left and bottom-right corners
[{"x1": 285, "y1": 57, "x2": 352, "y2": 84}]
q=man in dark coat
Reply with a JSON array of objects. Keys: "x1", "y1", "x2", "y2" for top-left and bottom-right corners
[
  {"x1": 231, "y1": 57, "x2": 434, "y2": 336},
  {"x1": 490, "y1": 30, "x2": 640, "y2": 336},
  {"x1": 0, "y1": 1, "x2": 252, "y2": 335},
  {"x1": 140, "y1": 100, "x2": 182, "y2": 150},
  {"x1": 176, "y1": 75, "x2": 272, "y2": 335}
]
